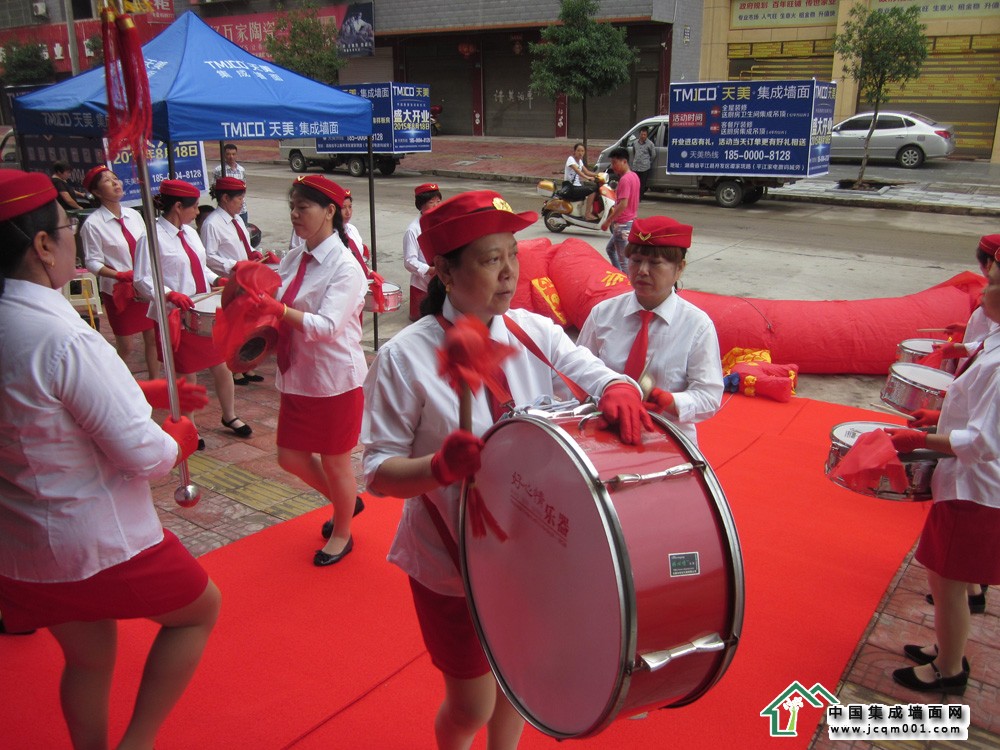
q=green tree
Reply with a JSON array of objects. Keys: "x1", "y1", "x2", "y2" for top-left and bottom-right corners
[
  {"x1": 264, "y1": 2, "x2": 344, "y2": 86},
  {"x1": 84, "y1": 34, "x2": 104, "y2": 70},
  {"x1": 529, "y1": 0, "x2": 637, "y2": 155},
  {"x1": 833, "y1": 4, "x2": 929, "y2": 185},
  {"x1": 0, "y1": 41, "x2": 55, "y2": 85}
]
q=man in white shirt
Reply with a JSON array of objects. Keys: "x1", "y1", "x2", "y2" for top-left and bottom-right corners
[
  {"x1": 402, "y1": 182, "x2": 442, "y2": 321},
  {"x1": 212, "y1": 144, "x2": 248, "y2": 225}
]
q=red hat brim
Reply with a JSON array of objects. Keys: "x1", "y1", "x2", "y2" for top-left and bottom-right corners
[
  {"x1": 159, "y1": 179, "x2": 201, "y2": 198},
  {"x1": 0, "y1": 171, "x2": 57, "y2": 222}
]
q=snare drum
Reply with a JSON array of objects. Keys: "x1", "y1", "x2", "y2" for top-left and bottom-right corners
[
  {"x1": 364, "y1": 281, "x2": 402, "y2": 313},
  {"x1": 880, "y1": 363, "x2": 953, "y2": 414},
  {"x1": 461, "y1": 408, "x2": 744, "y2": 738},
  {"x1": 897, "y1": 338, "x2": 956, "y2": 373},
  {"x1": 181, "y1": 295, "x2": 219, "y2": 337},
  {"x1": 825, "y1": 421, "x2": 936, "y2": 500}
]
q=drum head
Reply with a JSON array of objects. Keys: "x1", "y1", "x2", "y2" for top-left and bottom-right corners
[
  {"x1": 830, "y1": 421, "x2": 899, "y2": 449},
  {"x1": 898, "y1": 338, "x2": 937, "y2": 356},
  {"x1": 462, "y1": 416, "x2": 629, "y2": 737},
  {"x1": 890, "y1": 362, "x2": 954, "y2": 390}
]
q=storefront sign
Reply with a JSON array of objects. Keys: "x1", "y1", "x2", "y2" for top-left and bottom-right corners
[
  {"x1": 317, "y1": 83, "x2": 430, "y2": 153},
  {"x1": 873, "y1": 1, "x2": 1000, "y2": 21},
  {"x1": 731, "y1": 0, "x2": 838, "y2": 30}
]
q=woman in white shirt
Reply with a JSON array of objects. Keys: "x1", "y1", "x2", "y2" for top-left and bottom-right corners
[
  {"x1": 254, "y1": 176, "x2": 368, "y2": 566},
  {"x1": 362, "y1": 189, "x2": 650, "y2": 750},
  {"x1": 79, "y1": 165, "x2": 159, "y2": 378},
  {"x1": 0, "y1": 169, "x2": 220, "y2": 749},
  {"x1": 402, "y1": 182, "x2": 442, "y2": 321},
  {"x1": 561, "y1": 142, "x2": 600, "y2": 219},
  {"x1": 134, "y1": 179, "x2": 252, "y2": 447}
]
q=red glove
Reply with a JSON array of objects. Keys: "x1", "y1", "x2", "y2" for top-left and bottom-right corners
[
  {"x1": 599, "y1": 383, "x2": 654, "y2": 446},
  {"x1": 139, "y1": 379, "x2": 209, "y2": 412},
  {"x1": 255, "y1": 293, "x2": 286, "y2": 318},
  {"x1": 212, "y1": 276, "x2": 228, "y2": 288},
  {"x1": 263, "y1": 251, "x2": 281, "y2": 264},
  {"x1": 885, "y1": 428, "x2": 928, "y2": 453},
  {"x1": 161, "y1": 416, "x2": 199, "y2": 465},
  {"x1": 934, "y1": 341, "x2": 967, "y2": 359},
  {"x1": 431, "y1": 430, "x2": 485, "y2": 486},
  {"x1": 114, "y1": 270, "x2": 133, "y2": 282},
  {"x1": 644, "y1": 387, "x2": 675, "y2": 413},
  {"x1": 943, "y1": 322, "x2": 967, "y2": 339},
  {"x1": 248, "y1": 250, "x2": 264, "y2": 262},
  {"x1": 909, "y1": 409, "x2": 941, "y2": 429},
  {"x1": 166, "y1": 291, "x2": 194, "y2": 310}
]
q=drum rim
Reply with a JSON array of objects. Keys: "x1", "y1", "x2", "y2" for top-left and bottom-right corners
[
  {"x1": 180, "y1": 304, "x2": 216, "y2": 335},
  {"x1": 887, "y1": 362, "x2": 955, "y2": 389},
  {"x1": 460, "y1": 412, "x2": 745, "y2": 735}
]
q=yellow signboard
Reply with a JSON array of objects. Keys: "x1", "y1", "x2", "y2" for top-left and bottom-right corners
[{"x1": 731, "y1": 0, "x2": 839, "y2": 30}]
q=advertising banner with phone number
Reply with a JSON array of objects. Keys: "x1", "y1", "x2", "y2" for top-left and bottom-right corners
[{"x1": 112, "y1": 141, "x2": 209, "y2": 204}]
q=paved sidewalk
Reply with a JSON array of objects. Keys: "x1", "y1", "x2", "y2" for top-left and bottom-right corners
[{"x1": 237, "y1": 135, "x2": 1000, "y2": 217}]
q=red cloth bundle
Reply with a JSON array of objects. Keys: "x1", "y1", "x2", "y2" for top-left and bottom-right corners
[
  {"x1": 111, "y1": 279, "x2": 135, "y2": 313},
  {"x1": 214, "y1": 261, "x2": 282, "y2": 372},
  {"x1": 369, "y1": 270, "x2": 386, "y2": 312},
  {"x1": 916, "y1": 348, "x2": 946, "y2": 370},
  {"x1": 829, "y1": 430, "x2": 909, "y2": 496},
  {"x1": 731, "y1": 361, "x2": 799, "y2": 402},
  {"x1": 437, "y1": 315, "x2": 516, "y2": 408}
]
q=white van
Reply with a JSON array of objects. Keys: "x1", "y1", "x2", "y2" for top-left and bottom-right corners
[{"x1": 279, "y1": 138, "x2": 407, "y2": 177}]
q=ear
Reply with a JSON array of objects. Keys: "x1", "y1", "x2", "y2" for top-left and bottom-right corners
[
  {"x1": 32, "y1": 227, "x2": 56, "y2": 268},
  {"x1": 433, "y1": 255, "x2": 451, "y2": 286}
]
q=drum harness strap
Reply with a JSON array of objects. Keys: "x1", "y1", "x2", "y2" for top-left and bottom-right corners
[{"x1": 422, "y1": 314, "x2": 591, "y2": 569}]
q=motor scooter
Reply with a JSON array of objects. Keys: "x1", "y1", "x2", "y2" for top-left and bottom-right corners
[
  {"x1": 536, "y1": 174, "x2": 615, "y2": 233},
  {"x1": 430, "y1": 104, "x2": 443, "y2": 136}
]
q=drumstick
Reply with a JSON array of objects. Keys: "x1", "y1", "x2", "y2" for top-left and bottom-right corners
[
  {"x1": 191, "y1": 289, "x2": 225, "y2": 303},
  {"x1": 868, "y1": 402, "x2": 916, "y2": 421},
  {"x1": 915, "y1": 328, "x2": 950, "y2": 333}
]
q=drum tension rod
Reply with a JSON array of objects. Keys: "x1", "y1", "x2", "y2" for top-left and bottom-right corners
[
  {"x1": 634, "y1": 633, "x2": 726, "y2": 673},
  {"x1": 605, "y1": 461, "x2": 705, "y2": 490}
]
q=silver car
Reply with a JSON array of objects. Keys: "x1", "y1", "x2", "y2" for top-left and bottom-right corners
[{"x1": 830, "y1": 111, "x2": 956, "y2": 169}]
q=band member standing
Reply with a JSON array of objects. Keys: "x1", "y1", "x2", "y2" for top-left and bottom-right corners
[
  {"x1": 362, "y1": 190, "x2": 651, "y2": 749},
  {"x1": 79, "y1": 165, "x2": 159, "y2": 379},
  {"x1": 578, "y1": 216, "x2": 723, "y2": 445},
  {"x1": 253, "y1": 175, "x2": 368, "y2": 566},
  {"x1": 134, "y1": 179, "x2": 252, "y2": 448},
  {"x1": 0, "y1": 169, "x2": 220, "y2": 749},
  {"x1": 403, "y1": 182, "x2": 442, "y2": 321}
]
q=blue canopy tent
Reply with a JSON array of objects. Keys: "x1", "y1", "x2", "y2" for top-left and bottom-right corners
[{"x1": 12, "y1": 11, "x2": 373, "y2": 143}]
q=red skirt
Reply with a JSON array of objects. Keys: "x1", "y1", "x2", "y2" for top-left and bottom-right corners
[
  {"x1": 0, "y1": 530, "x2": 208, "y2": 633},
  {"x1": 277, "y1": 388, "x2": 363, "y2": 455},
  {"x1": 915, "y1": 500, "x2": 1000, "y2": 583},
  {"x1": 155, "y1": 325, "x2": 224, "y2": 375},
  {"x1": 100, "y1": 293, "x2": 154, "y2": 336},
  {"x1": 408, "y1": 577, "x2": 491, "y2": 680}
]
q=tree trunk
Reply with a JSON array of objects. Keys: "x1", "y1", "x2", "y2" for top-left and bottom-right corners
[
  {"x1": 582, "y1": 96, "x2": 589, "y2": 159},
  {"x1": 856, "y1": 102, "x2": 881, "y2": 188}
]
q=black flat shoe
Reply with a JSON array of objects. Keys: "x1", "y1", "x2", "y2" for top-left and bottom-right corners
[
  {"x1": 903, "y1": 645, "x2": 970, "y2": 671},
  {"x1": 233, "y1": 374, "x2": 251, "y2": 386},
  {"x1": 221, "y1": 416, "x2": 252, "y2": 438},
  {"x1": 313, "y1": 536, "x2": 353, "y2": 566},
  {"x1": 925, "y1": 584, "x2": 988, "y2": 614},
  {"x1": 321, "y1": 497, "x2": 365, "y2": 539},
  {"x1": 197, "y1": 437, "x2": 206, "y2": 451},
  {"x1": 245, "y1": 373, "x2": 264, "y2": 382},
  {"x1": 892, "y1": 661, "x2": 968, "y2": 696}
]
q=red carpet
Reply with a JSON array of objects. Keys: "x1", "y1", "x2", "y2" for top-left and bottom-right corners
[{"x1": 0, "y1": 397, "x2": 928, "y2": 749}]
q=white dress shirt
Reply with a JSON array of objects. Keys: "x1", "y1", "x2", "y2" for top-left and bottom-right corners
[
  {"x1": 200, "y1": 206, "x2": 253, "y2": 276},
  {"x1": 80, "y1": 205, "x2": 147, "y2": 296},
  {"x1": 578, "y1": 291, "x2": 723, "y2": 444},
  {"x1": 0, "y1": 280, "x2": 178, "y2": 582},
  {"x1": 134, "y1": 217, "x2": 220, "y2": 313},
  {"x1": 564, "y1": 155, "x2": 583, "y2": 185},
  {"x1": 959, "y1": 306, "x2": 999, "y2": 369},
  {"x1": 361, "y1": 298, "x2": 635, "y2": 596},
  {"x1": 275, "y1": 233, "x2": 368, "y2": 397},
  {"x1": 403, "y1": 215, "x2": 432, "y2": 292},
  {"x1": 932, "y1": 331, "x2": 1000, "y2": 509}
]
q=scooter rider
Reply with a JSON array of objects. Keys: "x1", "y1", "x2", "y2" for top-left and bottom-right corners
[{"x1": 561, "y1": 143, "x2": 601, "y2": 221}]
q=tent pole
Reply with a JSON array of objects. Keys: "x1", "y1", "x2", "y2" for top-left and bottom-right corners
[
  {"x1": 368, "y1": 135, "x2": 379, "y2": 351},
  {"x1": 167, "y1": 139, "x2": 175, "y2": 178},
  {"x1": 134, "y1": 143, "x2": 201, "y2": 506}
]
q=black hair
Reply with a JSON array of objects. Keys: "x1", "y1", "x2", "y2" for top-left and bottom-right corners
[
  {"x1": 0, "y1": 200, "x2": 60, "y2": 297},
  {"x1": 224, "y1": 143, "x2": 238, "y2": 152},
  {"x1": 976, "y1": 245, "x2": 993, "y2": 271},
  {"x1": 609, "y1": 147, "x2": 630, "y2": 161},
  {"x1": 52, "y1": 160, "x2": 71, "y2": 174},
  {"x1": 289, "y1": 182, "x2": 347, "y2": 247},
  {"x1": 573, "y1": 142, "x2": 584, "y2": 151},
  {"x1": 209, "y1": 184, "x2": 246, "y2": 204},
  {"x1": 153, "y1": 193, "x2": 199, "y2": 214},
  {"x1": 415, "y1": 189, "x2": 442, "y2": 212},
  {"x1": 623, "y1": 243, "x2": 686, "y2": 264},
  {"x1": 418, "y1": 244, "x2": 467, "y2": 318}
]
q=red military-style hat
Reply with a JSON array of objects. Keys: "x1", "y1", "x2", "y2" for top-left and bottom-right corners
[
  {"x1": 158, "y1": 179, "x2": 201, "y2": 198},
  {"x1": 0, "y1": 169, "x2": 57, "y2": 222},
  {"x1": 83, "y1": 165, "x2": 111, "y2": 192},
  {"x1": 628, "y1": 216, "x2": 693, "y2": 249},
  {"x1": 414, "y1": 182, "x2": 440, "y2": 196},
  {"x1": 214, "y1": 176, "x2": 246, "y2": 192},
  {"x1": 418, "y1": 190, "x2": 537, "y2": 263},
  {"x1": 292, "y1": 175, "x2": 347, "y2": 208},
  {"x1": 979, "y1": 233, "x2": 1000, "y2": 261}
]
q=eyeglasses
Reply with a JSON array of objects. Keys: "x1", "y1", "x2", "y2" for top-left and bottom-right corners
[{"x1": 55, "y1": 217, "x2": 80, "y2": 235}]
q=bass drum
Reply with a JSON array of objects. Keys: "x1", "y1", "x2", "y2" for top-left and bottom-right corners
[{"x1": 461, "y1": 408, "x2": 744, "y2": 739}]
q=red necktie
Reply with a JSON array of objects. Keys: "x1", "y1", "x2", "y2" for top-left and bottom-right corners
[
  {"x1": 346, "y1": 236, "x2": 371, "y2": 276},
  {"x1": 277, "y1": 253, "x2": 312, "y2": 373},
  {"x1": 116, "y1": 217, "x2": 136, "y2": 260},
  {"x1": 624, "y1": 310, "x2": 655, "y2": 381},
  {"x1": 232, "y1": 218, "x2": 253, "y2": 258},
  {"x1": 177, "y1": 230, "x2": 207, "y2": 294}
]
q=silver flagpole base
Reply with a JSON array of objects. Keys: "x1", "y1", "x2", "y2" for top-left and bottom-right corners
[{"x1": 174, "y1": 483, "x2": 202, "y2": 508}]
